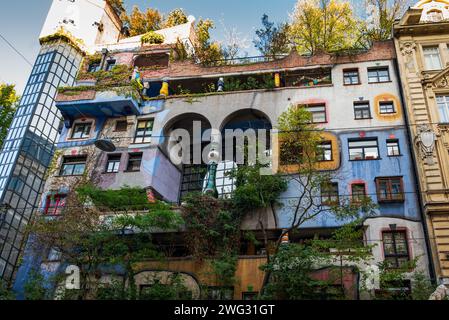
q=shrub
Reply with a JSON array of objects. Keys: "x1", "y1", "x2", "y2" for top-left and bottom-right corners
[{"x1": 141, "y1": 31, "x2": 165, "y2": 45}]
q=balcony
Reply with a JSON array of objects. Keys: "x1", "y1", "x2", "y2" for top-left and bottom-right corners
[
  {"x1": 142, "y1": 66, "x2": 332, "y2": 99},
  {"x1": 56, "y1": 87, "x2": 142, "y2": 128}
]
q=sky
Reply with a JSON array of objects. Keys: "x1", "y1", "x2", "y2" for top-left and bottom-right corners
[
  {"x1": 0, "y1": 0, "x2": 372, "y2": 94},
  {"x1": 0, "y1": 0, "x2": 301, "y2": 93}
]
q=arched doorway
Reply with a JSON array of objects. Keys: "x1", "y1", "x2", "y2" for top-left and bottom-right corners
[{"x1": 163, "y1": 113, "x2": 212, "y2": 199}]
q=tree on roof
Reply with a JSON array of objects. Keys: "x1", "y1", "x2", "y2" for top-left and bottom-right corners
[
  {"x1": 163, "y1": 8, "x2": 189, "y2": 28},
  {"x1": 121, "y1": 5, "x2": 163, "y2": 36},
  {"x1": 253, "y1": 14, "x2": 291, "y2": 58},
  {"x1": 289, "y1": 0, "x2": 361, "y2": 55},
  {"x1": 361, "y1": 0, "x2": 411, "y2": 42},
  {"x1": 193, "y1": 19, "x2": 224, "y2": 65},
  {"x1": 107, "y1": 0, "x2": 125, "y2": 16}
]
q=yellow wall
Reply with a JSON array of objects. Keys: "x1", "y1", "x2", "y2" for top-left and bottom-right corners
[
  {"x1": 272, "y1": 131, "x2": 340, "y2": 174},
  {"x1": 373, "y1": 93, "x2": 402, "y2": 122},
  {"x1": 134, "y1": 257, "x2": 267, "y2": 300}
]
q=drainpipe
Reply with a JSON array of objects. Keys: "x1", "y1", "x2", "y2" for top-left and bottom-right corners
[
  {"x1": 100, "y1": 48, "x2": 109, "y2": 71},
  {"x1": 393, "y1": 57, "x2": 437, "y2": 284}
]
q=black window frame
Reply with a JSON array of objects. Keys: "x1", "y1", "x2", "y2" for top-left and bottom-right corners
[
  {"x1": 70, "y1": 122, "x2": 92, "y2": 140},
  {"x1": 105, "y1": 154, "x2": 122, "y2": 173},
  {"x1": 317, "y1": 141, "x2": 333, "y2": 162},
  {"x1": 343, "y1": 68, "x2": 360, "y2": 85},
  {"x1": 321, "y1": 182, "x2": 339, "y2": 206},
  {"x1": 354, "y1": 101, "x2": 372, "y2": 120},
  {"x1": 387, "y1": 139, "x2": 401, "y2": 157},
  {"x1": 382, "y1": 230, "x2": 410, "y2": 269},
  {"x1": 368, "y1": 67, "x2": 390, "y2": 83},
  {"x1": 379, "y1": 101, "x2": 396, "y2": 114},
  {"x1": 348, "y1": 138, "x2": 380, "y2": 161},
  {"x1": 88, "y1": 63, "x2": 100, "y2": 73},
  {"x1": 59, "y1": 156, "x2": 87, "y2": 176},
  {"x1": 105, "y1": 59, "x2": 117, "y2": 71},
  {"x1": 126, "y1": 153, "x2": 143, "y2": 172},
  {"x1": 134, "y1": 119, "x2": 154, "y2": 144}
]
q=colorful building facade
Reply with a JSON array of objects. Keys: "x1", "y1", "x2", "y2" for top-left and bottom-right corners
[
  {"x1": 6, "y1": 0, "x2": 437, "y2": 299},
  {"x1": 394, "y1": 0, "x2": 449, "y2": 285}
]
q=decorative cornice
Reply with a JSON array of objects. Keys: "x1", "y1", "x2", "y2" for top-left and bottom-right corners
[{"x1": 422, "y1": 65, "x2": 449, "y2": 89}]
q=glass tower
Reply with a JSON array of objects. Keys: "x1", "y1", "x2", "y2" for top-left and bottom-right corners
[{"x1": 0, "y1": 40, "x2": 83, "y2": 281}]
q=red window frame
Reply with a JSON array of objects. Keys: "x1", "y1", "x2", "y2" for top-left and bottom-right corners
[{"x1": 44, "y1": 194, "x2": 67, "y2": 216}]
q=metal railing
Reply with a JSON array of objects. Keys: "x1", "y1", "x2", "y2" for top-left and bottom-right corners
[{"x1": 200, "y1": 54, "x2": 289, "y2": 67}]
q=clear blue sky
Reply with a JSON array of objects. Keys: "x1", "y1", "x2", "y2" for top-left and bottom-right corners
[
  {"x1": 0, "y1": 0, "x2": 369, "y2": 94},
  {"x1": 0, "y1": 0, "x2": 298, "y2": 93}
]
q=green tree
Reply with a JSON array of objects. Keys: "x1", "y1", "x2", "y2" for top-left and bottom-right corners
[
  {"x1": 193, "y1": 19, "x2": 223, "y2": 65},
  {"x1": 313, "y1": 218, "x2": 375, "y2": 296},
  {"x1": 163, "y1": 8, "x2": 189, "y2": 28},
  {"x1": 29, "y1": 184, "x2": 183, "y2": 300},
  {"x1": 107, "y1": 0, "x2": 125, "y2": 16},
  {"x1": 0, "y1": 280, "x2": 15, "y2": 300},
  {"x1": 362, "y1": 0, "x2": 410, "y2": 42},
  {"x1": 261, "y1": 243, "x2": 330, "y2": 300},
  {"x1": 0, "y1": 83, "x2": 19, "y2": 147},
  {"x1": 258, "y1": 105, "x2": 376, "y2": 297},
  {"x1": 122, "y1": 6, "x2": 162, "y2": 36},
  {"x1": 253, "y1": 14, "x2": 291, "y2": 57},
  {"x1": 289, "y1": 0, "x2": 360, "y2": 55},
  {"x1": 23, "y1": 270, "x2": 49, "y2": 300}
]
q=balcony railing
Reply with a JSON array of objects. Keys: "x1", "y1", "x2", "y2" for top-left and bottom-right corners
[{"x1": 199, "y1": 54, "x2": 289, "y2": 67}]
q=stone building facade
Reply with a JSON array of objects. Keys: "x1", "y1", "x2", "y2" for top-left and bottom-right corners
[{"x1": 394, "y1": 0, "x2": 449, "y2": 285}]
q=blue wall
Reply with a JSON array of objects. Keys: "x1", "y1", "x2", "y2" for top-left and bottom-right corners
[{"x1": 278, "y1": 128, "x2": 420, "y2": 229}]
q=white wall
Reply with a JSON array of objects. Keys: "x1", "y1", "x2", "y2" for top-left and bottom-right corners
[{"x1": 40, "y1": 0, "x2": 120, "y2": 52}]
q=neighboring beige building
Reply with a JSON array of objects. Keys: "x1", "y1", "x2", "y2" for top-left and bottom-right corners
[{"x1": 394, "y1": 0, "x2": 449, "y2": 285}]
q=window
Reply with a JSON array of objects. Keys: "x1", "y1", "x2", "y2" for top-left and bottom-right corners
[
  {"x1": 437, "y1": 95, "x2": 449, "y2": 123},
  {"x1": 376, "y1": 177, "x2": 404, "y2": 202},
  {"x1": 46, "y1": 248, "x2": 62, "y2": 261},
  {"x1": 423, "y1": 46, "x2": 442, "y2": 70},
  {"x1": 304, "y1": 104, "x2": 327, "y2": 123},
  {"x1": 351, "y1": 184, "x2": 366, "y2": 202},
  {"x1": 44, "y1": 194, "x2": 66, "y2": 216},
  {"x1": 387, "y1": 139, "x2": 401, "y2": 156},
  {"x1": 106, "y1": 154, "x2": 121, "y2": 173},
  {"x1": 60, "y1": 156, "x2": 87, "y2": 176},
  {"x1": 134, "y1": 120, "x2": 154, "y2": 144},
  {"x1": 105, "y1": 59, "x2": 116, "y2": 71},
  {"x1": 126, "y1": 153, "x2": 142, "y2": 172},
  {"x1": 348, "y1": 138, "x2": 379, "y2": 160},
  {"x1": 207, "y1": 287, "x2": 234, "y2": 300},
  {"x1": 88, "y1": 63, "x2": 100, "y2": 73},
  {"x1": 317, "y1": 141, "x2": 332, "y2": 161},
  {"x1": 379, "y1": 101, "x2": 396, "y2": 114},
  {"x1": 115, "y1": 120, "x2": 128, "y2": 132},
  {"x1": 354, "y1": 102, "x2": 371, "y2": 120},
  {"x1": 343, "y1": 69, "x2": 360, "y2": 85},
  {"x1": 368, "y1": 67, "x2": 390, "y2": 83},
  {"x1": 382, "y1": 231, "x2": 410, "y2": 268},
  {"x1": 321, "y1": 182, "x2": 339, "y2": 205},
  {"x1": 71, "y1": 122, "x2": 92, "y2": 139}
]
